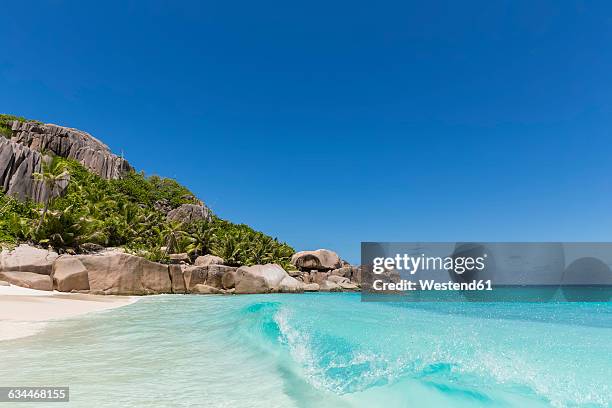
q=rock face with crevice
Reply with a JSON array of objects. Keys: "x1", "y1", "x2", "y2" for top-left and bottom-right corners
[
  {"x1": 0, "y1": 137, "x2": 49, "y2": 202},
  {"x1": 0, "y1": 120, "x2": 132, "y2": 203},
  {"x1": 11, "y1": 121, "x2": 132, "y2": 179}
]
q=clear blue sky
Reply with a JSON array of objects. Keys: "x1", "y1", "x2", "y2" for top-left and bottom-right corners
[{"x1": 1, "y1": 1, "x2": 612, "y2": 262}]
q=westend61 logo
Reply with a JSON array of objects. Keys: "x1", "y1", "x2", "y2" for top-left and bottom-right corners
[
  {"x1": 361, "y1": 242, "x2": 612, "y2": 302},
  {"x1": 372, "y1": 253, "x2": 487, "y2": 275}
]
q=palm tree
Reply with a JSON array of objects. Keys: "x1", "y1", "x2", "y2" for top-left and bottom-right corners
[
  {"x1": 248, "y1": 234, "x2": 275, "y2": 265},
  {"x1": 33, "y1": 156, "x2": 69, "y2": 233},
  {"x1": 161, "y1": 221, "x2": 187, "y2": 255},
  {"x1": 185, "y1": 220, "x2": 215, "y2": 258},
  {"x1": 210, "y1": 230, "x2": 247, "y2": 266}
]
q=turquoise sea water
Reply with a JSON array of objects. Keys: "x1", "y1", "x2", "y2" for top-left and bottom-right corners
[{"x1": 1, "y1": 293, "x2": 610, "y2": 407}]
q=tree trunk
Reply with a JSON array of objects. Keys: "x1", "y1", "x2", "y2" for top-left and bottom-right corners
[{"x1": 36, "y1": 200, "x2": 49, "y2": 234}]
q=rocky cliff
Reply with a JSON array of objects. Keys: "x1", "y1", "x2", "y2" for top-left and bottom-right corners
[
  {"x1": 0, "y1": 137, "x2": 50, "y2": 202},
  {"x1": 11, "y1": 121, "x2": 132, "y2": 179},
  {"x1": 0, "y1": 120, "x2": 132, "y2": 202}
]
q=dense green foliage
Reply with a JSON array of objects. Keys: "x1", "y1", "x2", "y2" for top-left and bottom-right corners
[
  {"x1": 0, "y1": 194, "x2": 37, "y2": 244},
  {"x1": 0, "y1": 158, "x2": 295, "y2": 268},
  {"x1": 0, "y1": 114, "x2": 25, "y2": 138},
  {"x1": 110, "y1": 172, "x2": 199, "y2": 209},
  {"x1": 0, "y1": 114, "x2": 42, "y2": 138}
]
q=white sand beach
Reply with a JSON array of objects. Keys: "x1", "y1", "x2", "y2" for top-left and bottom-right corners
[{"x1": 0, "y1": 285, "x2": 137, "y2": 341}]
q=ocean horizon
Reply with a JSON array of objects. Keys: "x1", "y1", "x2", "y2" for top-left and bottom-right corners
[{"x1": 2, "y1": 293, "x2": 610, "y2": 407}]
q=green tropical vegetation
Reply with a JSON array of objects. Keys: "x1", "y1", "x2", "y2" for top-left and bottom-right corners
[
  {"x1": 0, "y1": 156, "x2": 295, "y2": 269},
  {"x1": 33, "y1": 156, "x2": 70, "y2": 233},
  {"x1": 1, "y1": 114, "x2": 24, "y2": 137},
  {"x1": 0, "y1": 114, "x2": 39, "y2": 138}
]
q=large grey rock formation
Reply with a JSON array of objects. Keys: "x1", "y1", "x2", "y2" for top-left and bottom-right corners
[
  {"x1": 291, "y1": 249, "x2": 342, "y2": 271},
  {"x1": 234, "y1": 263, "x2": 291, "y2": 294},
  {"x1": 1, "y1": 120, "x2": 132, "y2": 202},
  {"x1": 77, "y1": 251, "x2": 171, "y2": 295},
  {"x1": 166, "y1": 203, "x2": 212, "y2": 224},
  {"x1": 11, "y1": 121, "x2": 131, "y2": 179},
  {"x1": 0, "y1": 137, "x2": 54, "y2": 202}
]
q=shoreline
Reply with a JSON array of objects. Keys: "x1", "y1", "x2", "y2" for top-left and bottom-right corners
[{"x1": 0, "y1": 285, "x2": 138, "y2": 341}]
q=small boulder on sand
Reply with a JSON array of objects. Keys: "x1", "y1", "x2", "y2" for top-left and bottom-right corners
[
  {"x1": 52, "y1": 255, "x2": 90, "y2": 292},
  {"x1": 0, "y1": 271, "x2": 53, "y2": 291},
  {"x1": 0, "y1": 244, "x2": 58, "y2": 275}
]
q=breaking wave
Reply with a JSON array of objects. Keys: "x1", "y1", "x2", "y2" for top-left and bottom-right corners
[{"x1": 241, "y1": 296, "x2": 611, "y2": 407}]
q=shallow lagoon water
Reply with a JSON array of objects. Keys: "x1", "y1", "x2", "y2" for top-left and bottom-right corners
[{"x1": 1, "y1": 293, "x2": 610, "y2": 407}]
